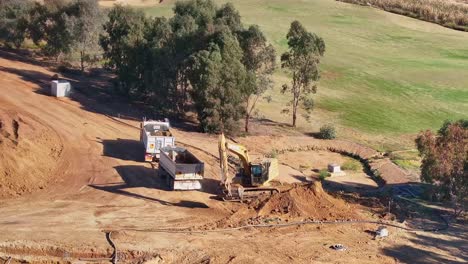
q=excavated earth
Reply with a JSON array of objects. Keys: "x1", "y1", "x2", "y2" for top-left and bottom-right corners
[
  {"x1": 0, "y1": 107, "x2": 62, "y2": 198},
  {"x1": 0, "y1": 50, "x2": 466, "y2": 264}
]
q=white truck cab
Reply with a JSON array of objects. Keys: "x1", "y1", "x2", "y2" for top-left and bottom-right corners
[{"x1": 140, "y1": 120, "x2": 175, "y2": 161}]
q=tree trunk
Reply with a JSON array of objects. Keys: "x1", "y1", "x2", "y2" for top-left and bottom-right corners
[
  {"x1": 292, "y1": 98, "x2": 298, "y2": 127},
  {"x1": 245, "y1": 113, "x2": 250, "y2": 133},
  {"x1": 292, "y1": 111, "x2": 297, "y2": 127},
  {"x1": 80, "y1": 51, "x2": 85, "y2": 73}
]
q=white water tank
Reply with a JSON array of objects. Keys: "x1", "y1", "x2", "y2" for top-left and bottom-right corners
[
  {"x1": 51, "y1": 80, "x2": 71, "y2": 97},
  {"x1": 328, "y1": 163, "x2": 341, "y2": 173}
]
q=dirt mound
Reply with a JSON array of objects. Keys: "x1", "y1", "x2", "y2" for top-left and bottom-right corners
[
  {"x1": 0, "y1": 108, "x2": 62, "y2": 198},
  {"x1": 202, "y1": 182, "x2": 360, "y2": 230},
  {"x1": 257, "y1": 182, "x2": 358, "y2": 220}
]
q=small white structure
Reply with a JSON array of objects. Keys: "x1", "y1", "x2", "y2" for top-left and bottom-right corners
[
  {"x1": 328, "y1": 163, "x2": 341, "y2": 173},
  {"x1": 51, "y1": 80, "x2": 72, "y2": 97},
  {"x1": 376, "y1": 226, "x2": 389, "y2": 238}
]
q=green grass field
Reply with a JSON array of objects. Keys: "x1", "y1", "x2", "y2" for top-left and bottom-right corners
[{"x1": 142, "y1": 0, "x2": 468, "y2": 150}]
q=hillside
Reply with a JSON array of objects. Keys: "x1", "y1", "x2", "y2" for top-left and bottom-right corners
[{"x1": 138, "y1": 0, "x2": 468, "y2": 150}]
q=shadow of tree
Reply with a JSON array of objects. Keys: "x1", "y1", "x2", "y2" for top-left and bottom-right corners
[
  {"x1": 99, "y1": 138, "x2": 144, "y2": 162},
  {"x1": 382, "y1": 225, "x2": 468, "y2": 264},
  {"x1": 0, "y1": 55, "x2": 203, "y2": 135}
]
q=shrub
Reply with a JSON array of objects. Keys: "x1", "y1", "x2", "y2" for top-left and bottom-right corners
[
  {"x1": 319, "y1": 124, "x2": 336, "y2": 139},
  {"x1": 266, "y1": 149, "x2": 279, "y2": 158},
  {"x1": 341, "y1": 159, "x2": 361, "y2": 171},
  {"x1": 318, "y1": 169, "x2": 330, "y2": 181}
]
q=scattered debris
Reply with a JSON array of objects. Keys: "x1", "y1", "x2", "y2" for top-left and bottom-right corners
[
  {"x1": 375, "y1": 226, "x2": 389, "y2": 239},
  {"x1": 329, "y1": 244, "x2": 347, "y2": 251}
]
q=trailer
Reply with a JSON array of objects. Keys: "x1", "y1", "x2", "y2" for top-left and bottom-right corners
[
  {"x1": 140, "y1": 120, "x2": 175, "y2": 161},
  {"x1": 158, "y1": 146, "x2": 204, "y2": 190}
]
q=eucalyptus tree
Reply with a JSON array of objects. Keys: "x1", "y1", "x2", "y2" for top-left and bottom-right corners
[{"x1": 281, "y1": 20, "x2": 325, "y2": 127}]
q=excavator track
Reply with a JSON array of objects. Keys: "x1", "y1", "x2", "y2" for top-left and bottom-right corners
[{"x1": 222, "y1": 186, "x2": 280, "y2": 202}]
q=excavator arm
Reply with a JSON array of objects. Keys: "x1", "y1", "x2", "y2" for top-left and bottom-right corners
[
  {"x1": 225, "y1": 142, "x2": 251, "y2": 176},
  {"x1": 218, "y1": 133, "x2": 279, "y2": 201},
  {"x1": 218, "y1": 133, "x2": 230, "y2": 193},
  {"x1": 218, "y1": 133, "x2": 252, "y2": 194}
]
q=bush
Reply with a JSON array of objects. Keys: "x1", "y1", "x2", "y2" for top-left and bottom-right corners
[
  {"x1": 266, "y1": 149, "x2": 279, "y2": 158},
  {"x1": 318, "y1": 169, "x2": 330, "y2": 181},
  {"x1": 319, "y1": 124, "x2": 336, "y2": 139},
  {"x1": 341, "y1": 159, "x2": 361, "y2": 171}
]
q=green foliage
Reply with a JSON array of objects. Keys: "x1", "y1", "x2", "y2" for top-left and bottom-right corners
[
  {"x1": 25, "y1": 0, "x2": 76, "y2": 58},
  {"x1": 416, "y1": 121, "x2": 467, "y2": 214},
  {"x1": 318, "y1": 169, "x2": 330, "y2": 180},
  {"x1": 389, "y1": 150, "x2": 420, "y2": 170},
  {"x1": 188, "y1": 29, "x2": 250, "y2": 133},
  {"x1": 266, "y1": 149, "x2": 279, "y2": 158},
  {"x1": 0, "y1": 0, "x2": 33, "y2": 48},
  {"x1": 319, "y1": 124, "x2": 336, "y2": 139},
  {"x1": 393, "y1": 159, "x2": 420, "y2": 170},
  {"x1": 67, "y1": 0, "x2": 104, "y2": 71},
  {"x1": 341, "y1": 159, "x2": 361, "y2": 171},
  {"x1": 438, "y1": 119, "x2": 468, "y2": 136},
  {"x1": 238, "y1": 24, "x2": 276, "y2": 132},
  {"x1": 0, "y1": 0, "x2": 104, "y2": 67},
  {"x1": 281, "y1": 20, "x2": 325, "y2": 127},
  {"x1": 100, "y1": 0, "x2": 275, "y2": 134},
  {"x1": 100, "y1": 5, "x2": 148, "y2": 96}
]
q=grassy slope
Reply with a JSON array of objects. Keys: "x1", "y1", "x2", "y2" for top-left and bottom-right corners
[{"x1": 143, "y1": 0, "x2": 468, "y2": 150}]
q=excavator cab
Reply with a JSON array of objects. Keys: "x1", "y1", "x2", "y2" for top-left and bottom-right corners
[
  {"x1": 237, "y1": 163, "x2": 264, "y2": 186},
  {"x1": 249, "y1": 163, "x2": 266, "y2": 186},
  {"x1": 237, "y1": 161, "x2": 277, "y2": 187}
]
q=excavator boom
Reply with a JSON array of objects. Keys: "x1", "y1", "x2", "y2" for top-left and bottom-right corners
[{"x1": 218, "y1": 133, "x2": 231, "y2": 195}]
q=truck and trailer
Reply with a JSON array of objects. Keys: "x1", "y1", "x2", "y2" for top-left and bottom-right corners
[
  {"x1": 140, "y1": 120, "x2": 175, "y2": 161},
  {"x1": 158, "y1": 146, "x2": 204, "y2": 190},
  {"x1": 139, "y1": 119, "x2": 204, "y2": 190}
]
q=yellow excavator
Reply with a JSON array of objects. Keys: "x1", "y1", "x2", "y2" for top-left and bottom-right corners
[{"x1": 218, "y1": 133, "x2": 280, "y2": 201}]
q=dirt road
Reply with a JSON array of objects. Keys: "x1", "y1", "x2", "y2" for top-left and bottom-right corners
[{"x1": 0, "y1": 51, "x2": 465, "y2": 263}]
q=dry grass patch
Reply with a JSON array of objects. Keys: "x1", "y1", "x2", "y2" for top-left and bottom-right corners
[{"x1": 338, "y1": 0, "x2": 468, "y2": 31}]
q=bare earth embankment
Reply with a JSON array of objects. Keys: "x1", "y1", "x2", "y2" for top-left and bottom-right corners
[{"x1": 0, "y1": 105, "x2": 62, "y2": 197}]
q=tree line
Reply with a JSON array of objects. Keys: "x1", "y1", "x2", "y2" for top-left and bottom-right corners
[
  {"x1": 0, "y1": 0, "x2": 326, "y2": 134},
  {"x1": 0, "y1": 0, "x2": 104, "y2": 71},
  {"x1": 416, "y1": 119, "x2": 467, "y2": 216},
  {"x1": 98, "y1": 0, "x2": 326, "y2": 132}
]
